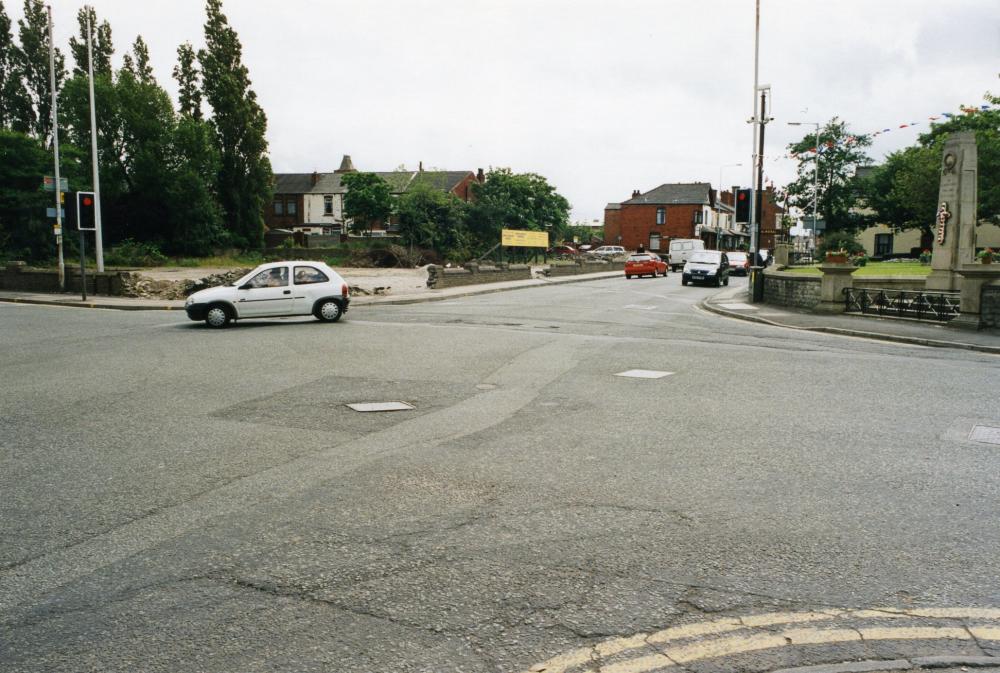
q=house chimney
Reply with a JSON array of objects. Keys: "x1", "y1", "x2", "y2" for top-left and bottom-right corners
[
  {"x1": 632, "y1": 189, "x2": 641, "y2": 198},
  {"x1": 419, "y1": 161, "x2": 424, "y2": 172},
  {"x1": 476, "y1": 168, "x2": 485, "y2": 183},
  {"x1": 311, "y1": 171, "x2": 319, "y2": 186}
]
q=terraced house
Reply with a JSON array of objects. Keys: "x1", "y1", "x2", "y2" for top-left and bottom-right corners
[{"x1": 266, "y1": 155, "x2": 483, "y2": 238}]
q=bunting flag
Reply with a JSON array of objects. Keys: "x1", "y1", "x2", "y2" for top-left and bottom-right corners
[{"x1": 773, "y1": 100, "x2": 999, "y2": 162}]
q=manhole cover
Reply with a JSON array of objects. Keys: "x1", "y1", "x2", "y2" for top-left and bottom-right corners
[
  {"x1": 615, "y1": 369, "x2": 674, "y2": 379},
  {"x1": 346, "y1": 402, "x2": 415, "y2": 412},
  {"x1": 970, "y1": 425, "x2": 1000, "y2": 445}
]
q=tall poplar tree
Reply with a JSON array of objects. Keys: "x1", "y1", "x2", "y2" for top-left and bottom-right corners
[
  {"x1": 121, "y1": 36, "x2": 154, "y2": 85},
  {"x1": 17, "y1": 0, "x2": 64, "y2": 143},
  {"x1": 0, "y1": 0, "x2": 31, "y2": 131},
  {"x1": 198, "y1": 0, "x2": 271, "y2": 248},
  {"x1": 172, "y1": 42, "x2": 202, "y2": 120},
  {"x1": 68, "y1": 6, "x2": 113, "y2": 78}
]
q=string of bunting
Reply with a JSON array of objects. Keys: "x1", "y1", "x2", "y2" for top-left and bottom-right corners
[{"x1": 774, "y1": 102, "x2": 998, "y2": 163}]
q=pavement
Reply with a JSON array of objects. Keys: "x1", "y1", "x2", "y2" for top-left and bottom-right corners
[{"x1": 2, "y1": 270, "x2": 999, "y2": 355}]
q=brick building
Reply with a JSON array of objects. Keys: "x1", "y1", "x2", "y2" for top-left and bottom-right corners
[
  {"x1": 718, "y1": 186, "x2": 785, "y2": 251},
  {"x1": 603, "y1": 183, "x2": 737, "y2": 254}
]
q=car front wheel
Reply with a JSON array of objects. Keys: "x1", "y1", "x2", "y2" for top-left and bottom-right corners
[
  {"x1": 315, "y1": 299, "x2": 343, "y2": 322},
  {"x1": 205, "y1": 304, "x2": 231, "y2": 329}
]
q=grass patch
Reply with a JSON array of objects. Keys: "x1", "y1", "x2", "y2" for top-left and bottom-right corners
[{"x1": 783, "y1": 261, "x2": 931, "y2": 276}]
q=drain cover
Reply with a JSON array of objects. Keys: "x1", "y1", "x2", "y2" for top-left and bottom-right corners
[
  {"x1": 615, "y1": 369, "x2": 674, "y2": 379},
  {"x1": 346, "y1": 402, "x2": 415, "y2": 412},
  {"x1": 970, "y1": 425, "x2": 1000, "y2": 445}
]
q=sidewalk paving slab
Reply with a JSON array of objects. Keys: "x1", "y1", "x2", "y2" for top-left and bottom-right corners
[{"x1": 702, "y1": 286, "x2": 1000, "y2": 355}]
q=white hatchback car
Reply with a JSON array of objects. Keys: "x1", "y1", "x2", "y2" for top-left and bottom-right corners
[{"x1": 184, "y1": 261, "x2": 350, "y2": 328}]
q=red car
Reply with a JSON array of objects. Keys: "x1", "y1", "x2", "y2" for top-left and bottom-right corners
[
  {"x1": 726, "y1": 251, "x2": 750, "y2": 276},
  {"x1": 625, "y1": 253, "x2": 668, "y2": 279}
]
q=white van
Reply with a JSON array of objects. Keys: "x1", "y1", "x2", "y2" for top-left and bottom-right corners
[{"x1": 668, "y1": 239, "x2": 705, "y2": 271}]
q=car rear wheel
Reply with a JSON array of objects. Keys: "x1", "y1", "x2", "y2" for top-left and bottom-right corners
[
  {"x1": 315, "y1": 299, "x2": 343, "y2": 323},
  {"x1": 625, "y1": 274, "x2": 632, "y2": 279},
  {"x1": 205, "y1": 304, "x2": 230, "y2": 329}
]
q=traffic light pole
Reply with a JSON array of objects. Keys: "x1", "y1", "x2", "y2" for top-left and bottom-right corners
[
  {"x1": 79, "y1": 228, "x2": 87, "y2": 301},
  {"x1": 86, "y1": 17, "x2": 105, "y2": 271}
]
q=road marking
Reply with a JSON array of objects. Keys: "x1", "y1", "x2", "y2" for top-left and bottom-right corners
[
  {"x1": 624, "y1": 304, "x2": 657, "y2": 310},
  {"x1": 521, "y1": 607, "x2": 1000, "y2": 673},
  {"x1": 615, "y1": 370, "x2": 674, "y2": 379}
]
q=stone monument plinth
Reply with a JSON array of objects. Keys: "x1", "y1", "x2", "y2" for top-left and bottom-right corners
[{"x1": 926, "y1": 132, "x2": 978, "y2": 291}]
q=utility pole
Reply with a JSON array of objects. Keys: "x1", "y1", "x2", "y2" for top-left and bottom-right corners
[
  {"x1": 47, "y1": 5, "x2": 65, "y2": 290},
  {"x1": 747, "y1": 0, "x2": 760, "y2": 269},
  {"x1": 86, "y1": 17, "x2": 105, "y2": 271},
  {"x1": 754, "y1": 87, "x2": 772, "y2": 265}
]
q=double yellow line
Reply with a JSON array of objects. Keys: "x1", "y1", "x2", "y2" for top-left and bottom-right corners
[{"x1": 524, "y1": 608, "x2": 1000, "y2": 673}]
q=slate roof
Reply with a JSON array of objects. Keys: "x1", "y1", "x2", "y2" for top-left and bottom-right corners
[
  {"x1": 274, "y1": 170, "x2": 474, "y2": 196},
  {"x1": 274, "y1": 173, "x2": 318, "y2": 194},
  {"x1": 605, "y1": 202, "x2": 621, "y2": 210},
  {"x1": 623, "y1": 183, "x2": 713, "y2": 206}
]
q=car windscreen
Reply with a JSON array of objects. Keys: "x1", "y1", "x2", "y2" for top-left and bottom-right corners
[
  {"x1": 728, "y1": 253, "x2": 747, "y2": 262},
  {"x1": 689, "y1": 252, "x2": 720, "y2": 264}
]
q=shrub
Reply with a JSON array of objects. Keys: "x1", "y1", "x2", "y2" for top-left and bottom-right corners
[
  {"x1": 918, "y1": 249, "x2": 932, "y2": 264},
  {"x1": 104, "y1": 239, "x2": 168, "y2": 267},
  {"x1": 817, "y1": 232, "x2": 864, "y2": 258}
]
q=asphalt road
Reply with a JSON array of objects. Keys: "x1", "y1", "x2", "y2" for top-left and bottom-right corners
[{"x1": 2, "y1": 274, "x2": 1000, "y2": 673}]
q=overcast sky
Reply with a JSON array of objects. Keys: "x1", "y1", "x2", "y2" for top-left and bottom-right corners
[{"x1": 17, "y1": 0, "x2": 1000, "y2": 222}]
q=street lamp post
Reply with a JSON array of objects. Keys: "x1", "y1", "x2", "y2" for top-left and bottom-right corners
[
  {"x1": 717, "y1": 163, "x2": 742, "y2": 251},
  {"x1": 788, "y1": 121, "x2": 820, "y2": 253}
]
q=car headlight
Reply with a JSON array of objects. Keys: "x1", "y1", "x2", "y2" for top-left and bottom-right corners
[{"x1": 185, "y1": 296, "x2": 195, "y2": 306}]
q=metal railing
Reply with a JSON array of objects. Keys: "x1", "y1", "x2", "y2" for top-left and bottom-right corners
[{"x1": 843, "y1": 287, "x2": 960, "y2": 322}]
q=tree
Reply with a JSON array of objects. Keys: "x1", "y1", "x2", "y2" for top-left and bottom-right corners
[
  {"x1": 68, "y1": 6, "x2": 113, "y2": 78},
  {"x1": 464, "y1": 168, "x2": 570, "y2": 252},
  {"x1": 17, "y1": 0, "x2": 65, "y2": 143},
  {"x1": 0, "y1": 0, "x2": 29, "y2": 131},
  {"x1": 863, "y1": 145, "x2": 939, "y2": 236},
  {"x1": 0, "y1": 129, "x2": 49, "y2": 257},
  {"x1": 172, "y1": 42, "x2": 202, "y2": 120},
  {"x1": 396, "y1": 180, "x2": 469, "y2": 256},
  {"x1": 342, "y1": 172, "x2": 393, "y2": 237},
  {"x1": 121, "y1": 36, "x2": 153, "y2": 85},
  {"x1": 783, "y1": 118, "x2": 872, "y2": 233},
  {"x1": 199, "y1": 0, "x2": 272, "y2": 249},
  {"x1": 864, "y1": 93, "x2": 1000, "y2": 233}
]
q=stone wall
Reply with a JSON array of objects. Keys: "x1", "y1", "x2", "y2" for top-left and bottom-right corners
[
  {"x1": 545, "y1": 260, "x2": 624, "y2": 277},
  {"x1": 426, "y1": 263, "x2": 532, "y2": 289},
  {"x1": 980, "y1": 285, "x2": 1000, "y2": 328},
  {"x1": 762, "y1": 268, "x2": 821, "y2": 309},
  {"x1": 852, "y1": 276, "x2": 925, "y2": 291},
  {"x1": 1, "y1": 263, "x2": 126, "y2": 295}
]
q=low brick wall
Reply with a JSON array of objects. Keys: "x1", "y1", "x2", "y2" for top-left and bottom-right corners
[
  {"x1": 546, "y1": 260, "x2": 624, "y2": 277},
  {"x1": 426, "y1": 263, "x2": 532, "y2": 289},
  {"x1": 762, "y1": 268, "x2": 821, "y2": 310},
  {"x1": 982, "y1": 285, "x2": 1000, "y2": 328},
  {"x1": 2, "y1": 263, "x2": 127, "y2": 295}
]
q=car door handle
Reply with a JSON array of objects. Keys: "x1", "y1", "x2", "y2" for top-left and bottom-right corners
[{"x1": 283, "y1": 290, "x2": 291, "y2": 294}]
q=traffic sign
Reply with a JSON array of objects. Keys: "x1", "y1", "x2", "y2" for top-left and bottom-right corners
[
  {"x1": 46, "y1": 207, "x2": 66, "y2": 218},
  {"x1": 43, "y1": 176, "x2": 69, "y2": 192}
]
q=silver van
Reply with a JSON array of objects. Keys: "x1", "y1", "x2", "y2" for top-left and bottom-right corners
[{"x1": 668, "y1": 239, "x2": 705, "y2": 271}]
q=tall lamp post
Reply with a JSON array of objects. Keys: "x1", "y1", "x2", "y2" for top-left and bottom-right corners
[
  {"x1": 717, "y1": 163, "x2": 742, "y2": 250},
  {"x1": 788, "y1": 121, "x2": 820, "y2": 253}
]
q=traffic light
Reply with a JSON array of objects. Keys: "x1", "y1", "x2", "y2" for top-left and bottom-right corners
[
  {"x1": 77, "y1": 191, "x2": 96, "y2": 230},
  {"x1": 735, "y1": 188, "x2": 751, "y2": 223}
]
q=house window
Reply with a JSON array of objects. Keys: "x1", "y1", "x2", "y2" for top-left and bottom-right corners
[
  {"x1": 649, "y1": 234, "x2": 661, "y2": 251},
  {"x1": 273, "y1": 199, "x2": 284, "y2": 216},
  {"x1": 324, "y1": 195, "x2": 333, "y2": 216},
  {"x1": 656, "y1": 208, "x2": 665, "y2": 225},
  {"x1": 286, "y1": 199, "x2": 297, "y2": 216},
  {"x1": 693, "y1": 210, "x2": 703, "y2": 224},
  {"x1": 874, "y1": 233, "x2": 893, "y2": 257}
]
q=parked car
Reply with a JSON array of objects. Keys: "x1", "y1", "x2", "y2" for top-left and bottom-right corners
[
  {"x1": 668, "y1": 238, "x2": 706, "y2": 271},
  {"x1": 184, "y1": 261, "x2": 350, "y2": 328},
  {"x1": 590, "y1": 245, "x2": 626, "y2": 258},
  {"x1": 625, "y1": 253, "x2": 667, "y2": 279},
  {"x1": 681, "y1": 250, "x2": 730, "y2": 287},
  {"x1": 547, "y1": 244, "x2": 579, "y2": 257},
  {"x1": 726, "y1": 251, "x2": 750, "y2": 276}
]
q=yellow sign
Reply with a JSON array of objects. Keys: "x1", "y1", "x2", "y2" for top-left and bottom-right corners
[{"x1": 501, "y1": 229, "x2": 549, "y2": 248}]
